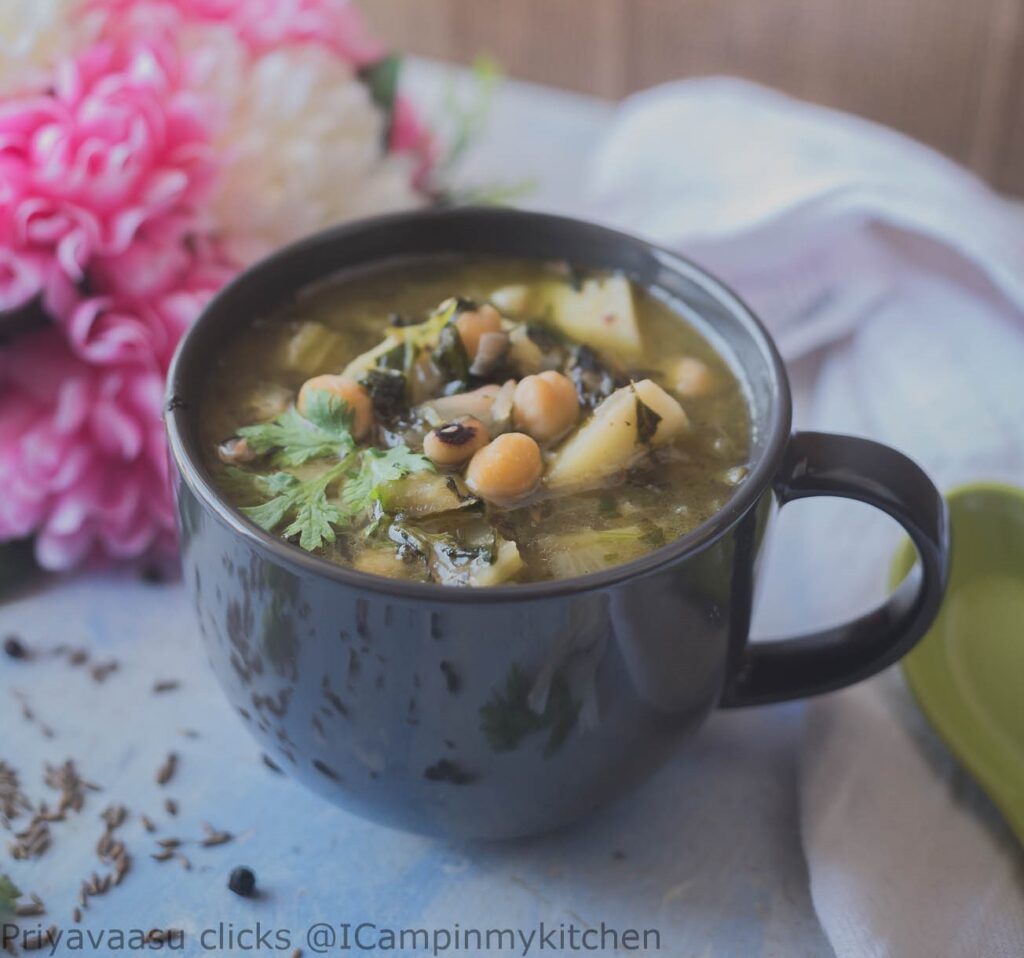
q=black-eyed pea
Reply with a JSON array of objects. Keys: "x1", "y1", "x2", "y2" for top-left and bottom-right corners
[
  {"x1": 423, "y1": 417, "x2": 490, "y2": 467},
  {"x1": 669, "y1": 357, "x2": 717, "y2": 399},
  {"x1": 297, "y1": 374, "x2": 374, "y2": 440},
  {"x1": 455, "y1": 304, "x2": 503, "y2": 359},
  {"x1": 512, "y1": 370, "x2": 579, "y2": 443},
  {"x1": 465, "y1": 432, "x2": 542, "y2": 502}
]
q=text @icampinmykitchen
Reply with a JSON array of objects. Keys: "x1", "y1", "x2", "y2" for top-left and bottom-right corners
[{"x1": 3, "y1": 920, "x2": 663, "y2": 954}]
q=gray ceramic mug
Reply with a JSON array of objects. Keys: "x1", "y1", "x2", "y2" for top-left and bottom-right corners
[{"x1": 166, "y1": 208, "x2": 950, "y2": 839}]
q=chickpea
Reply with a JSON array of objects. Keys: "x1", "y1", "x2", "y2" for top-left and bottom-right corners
[
  {"x1": 455, "y1": 304, "x2": 503, "y2": 360},
  {"x1": 465, "y1": 432, "x2": 542, "y2": 502},
  {"x1": 512, "y1": 370, "x2": 579, "y2": 443},
  {"x1": 423, "y1": 417, "x2": 490, "y2": 467},
  {"x1": 297, "y1": 374, "x2": 373, "y2": 440},
  {"x1": 670, "y1": 357, "x2": 717, "y2": 399}
]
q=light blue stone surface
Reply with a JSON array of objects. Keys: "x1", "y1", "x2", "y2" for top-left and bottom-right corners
[{"x1": 2, "y1": 574, "x2": 829, "y2": 957}]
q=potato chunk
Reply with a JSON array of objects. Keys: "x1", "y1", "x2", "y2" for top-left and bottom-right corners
[
  {"x1": 544, "y1": 379, "x2": 689, "y2": 491},
  {"x1": 549, "y1": 275, "x2": 642, "y2": 359}
]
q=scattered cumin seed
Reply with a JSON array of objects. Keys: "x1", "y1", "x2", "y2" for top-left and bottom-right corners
[
  {"x1": 291, "y1": 950, "x2": 304, "y2": 958},
  {"x1": 261, "y1": 753, "x2": 283, "y2": 774},
  {"x1": 146, "y1": 929, "x2": 166, "y2": 945},
  {"x1": 0, "y1": 760, "x2": 31, "y2": 825},
  {"x1": 68, "y1": 649, "x2": 89, "y2": 666},
  {"x1": 89, "y1": 660, "x2": 119, "y2": 683},
  {"x1": 155, "y1": 752, "x2": 177, "y2": 786},
  {"x1": 114, "y1": 852, "x2": 131, "y2": 885},
  {"x1": 73, "y1": 907, "x2": 82, "y2": 923},
  {"x1": 14, "y1": 894, "x2": 45, "y2": 917},
  {"x1": 151, "y1": 848, "x2": 175, "y2": 862},
  {"x1": 164, "y1": 797, "x2": 178, "y2": 817},
  {"x1": 100, "y1": 803, "x2": 127, "y2": 830},
  {"x1": 201, "y1": 830, "x2": 233, "y2": 848},
  {"x1": 152, "y1": 679, "x2": 180, "y2": 694},
  {"x1": 44, "y1": 759, "x2": 94, "y2": 813},
  {"x1": 141, "y1": 814, "x2": 156, "y2": 832},
  {"x1": 176, "y1": 854, "x2": 192, "y2": 870},
  {"x1": 9, "y1": 816, "x2": 51, "y2": 860},
  {"x1": 156, "y1": 837, "x2": 180, "y2": 849}
]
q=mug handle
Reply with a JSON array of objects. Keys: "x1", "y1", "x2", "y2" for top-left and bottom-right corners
[{"x1": 720, "y1": 431, "x2": 950, "y2": 707}]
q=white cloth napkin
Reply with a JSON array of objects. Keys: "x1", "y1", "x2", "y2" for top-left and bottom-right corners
[{"x1": 584, "y1": 77, "x2": 1024, "y2": 958}]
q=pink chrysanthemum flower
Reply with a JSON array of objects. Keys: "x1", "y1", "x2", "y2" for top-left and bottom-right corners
[
  {"x1": 0, "y1": 232, "x2": 230, "y2": 569},
  {"x1": 0, "y1": 330, "x2": 176, "y2": 569},
  {"x1": 0, "y1": 0, "x2": 432, "y2": 572},
  {"x1": 86, "y1": 0, "x2": 383, "y2": 64},
  {"x1": 0, "y1": 34, "x2": 218, "y2": 313}
]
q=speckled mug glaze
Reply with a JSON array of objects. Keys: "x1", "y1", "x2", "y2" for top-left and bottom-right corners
[{"x1": 166, "y1": 209, "x2": 950, "y2": 839}]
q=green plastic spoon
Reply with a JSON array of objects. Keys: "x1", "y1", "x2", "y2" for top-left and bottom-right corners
[{"x1": 892, "y1": 482, "x2": 1024, "y2": 844}]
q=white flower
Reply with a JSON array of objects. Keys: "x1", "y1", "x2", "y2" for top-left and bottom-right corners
[
  {"x1": 190, "y1": 30, "x2": 423, "y2": 262},
  {"x1": 0, "y1": 0, "x2": 100, "y2": 94}
]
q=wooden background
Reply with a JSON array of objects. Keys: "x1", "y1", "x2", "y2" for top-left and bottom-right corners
[{"x1": 358, "y1": 0, "x2": 1024, "y2": 195}]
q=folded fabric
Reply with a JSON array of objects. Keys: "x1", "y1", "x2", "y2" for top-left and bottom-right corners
[{"x1": 586, "y1": 76, "x2": 1024, "y2": 958}]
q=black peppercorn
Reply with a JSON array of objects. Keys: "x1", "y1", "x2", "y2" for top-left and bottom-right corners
[
  {"x1": 3, "y1": 635, "x2": 28, "y2": 660},
  {"x1": 228, "y1": 866, "x2": 256, "y2": 898}
]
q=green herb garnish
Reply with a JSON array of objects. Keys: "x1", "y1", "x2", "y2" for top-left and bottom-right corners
[
  {"x1": 341, "y1": 447, "x2": 435, "y2": 518},
  {"x1": 238, "y1": 390, "x2": 354, "y2": 466},
  {"x1": 241, "y1": 465, "x2": 349, "y2": 551},
  {"x1": 431, "y1": 320, "x2": 470, "y2": 384},
  {"x1": 232, "y1": 388, "x2": 433, "y2": 551}
]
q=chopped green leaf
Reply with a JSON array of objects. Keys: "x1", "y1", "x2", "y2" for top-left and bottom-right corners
[
  {"x1": 238, "y1": 391, "x2": 354, "y2": 466},
  {"x1": 240, "y1": 461, "x2": 349, "y2": 551},
  {"x1": 341, "y1": 446, "x2": 434, "y2": 519},
  {"x1": 241, "y1": 492, "x2": 295, "y2": 533},
  {"x1": 432, "y1": 320, "x2": 470, "y2": 384},
  {"x1": 359, "y1": 367, "x2": 407, "y2": 422},
  {"x1": 634, "y1": 394, "x2": 662, "y2": 445},
  {"x1": 283, "y1": 488, "x2": 343, "y2": 552}
]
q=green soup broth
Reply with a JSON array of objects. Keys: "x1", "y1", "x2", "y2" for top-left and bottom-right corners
[{"x1": 202, "y1": 256, "x2": 752, "y2": 586}]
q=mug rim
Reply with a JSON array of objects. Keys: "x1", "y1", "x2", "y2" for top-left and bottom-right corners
[{"x1": 165, "y1": 207, "x2": 793, "y2": 603}]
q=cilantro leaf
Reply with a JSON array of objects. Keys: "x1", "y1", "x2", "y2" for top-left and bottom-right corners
[
  {"x1": 341, "y1": 446, "x2": 434, "y2": 519},
  {"x1": 241, "y1": 493, "x2": 295, "y2": 534},
  {"x1": 283, "y1": 489, "x2": 343, "y2": 552},
  {"x1": 233, "y1": 435, "x2": 432, "y2": 554},
  {"x1": 240, "y1": 463, "x2": 348, "y2": 551},
  {"x1": 238, "y1": 391, "x2": 354, "y2": 466}
]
